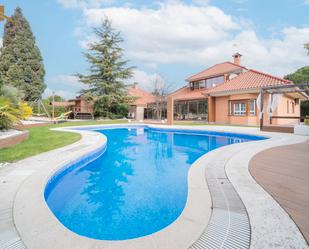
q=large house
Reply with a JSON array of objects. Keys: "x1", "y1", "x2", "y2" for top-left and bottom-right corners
[{"x1": 169, "y1": 53, "x2": 306, "y2": 126}]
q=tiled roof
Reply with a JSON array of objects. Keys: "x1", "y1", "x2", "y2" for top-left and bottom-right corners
[
  {"x1": 208, "y1": 69, "x2": 292, "y2": 95},
  {"x1": 127, "y1": 86, "x2": 156, "y2": 106},
  {"x1": 169, "y1": 86, "x2": 208, "y2": 101},
  {"x1": 187, "y1": 62, "x2": 247, "y2": 82}
]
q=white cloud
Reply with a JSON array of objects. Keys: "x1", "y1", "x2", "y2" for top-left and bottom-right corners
[
  {"x1": 73, "y1": 1, "x2": 308, "y2": 80},
  {"x1": 57, "y1": 0, "x2": 114, "y2": 9},
  {"x1": 305, "y1": 0, "x2": 309, "y2": 4},
  {"x1": 43, "y1": 87, "x2": 76, "y2": 99},
  {"x1": 83, "y1": 2, "x2": 238, "y2": 64},
  {"x1": 47, "y1": 74, "x2": 84, "y2": 88},
  {"x1": 44, "y1": 74, "x2": 88, "y2": 99},
  {"x1": 127, "y1": 69, "x2": 166, "y2": 92}
]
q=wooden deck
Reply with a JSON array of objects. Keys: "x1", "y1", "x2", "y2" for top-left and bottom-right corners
[
  {"x1": 249, "y1": 140, "x2": 309, "y2": 244},
  {"x1": 262, "y1": 125, "x2": 294, "y2": 133}
]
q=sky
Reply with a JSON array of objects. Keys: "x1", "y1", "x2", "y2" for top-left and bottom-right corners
[{"x1": 0, "y1": 0, "x2": 309, "y2": 99}]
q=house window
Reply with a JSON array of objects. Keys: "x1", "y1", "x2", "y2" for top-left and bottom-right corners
[
  {"x1": 249, "y1": 99, "x2": 256, "y2": 115},
  {"x1": 191, "y1": 82, "x2": 198, "y2": 89},
  {"x1": 292, "y1": 102, "x2": 295, "y2": 113},
  {"x1": 198, "y1": 101, "x2": 207, "y2": 114},
  {"x1": 287, "y1": 100, "x2": 289, "y2": 113},
  {"x1": 233, "y1": 102, "x2": 246, "y2": 116},
  {"x1": 189, "y1": 101, "x2": 198, "y2": 114},
  {"x1": 205, "y1": 76, "x2": 225, "y2": 88},
  {"x1": 199, "y1": 80, "x2": 206, "y2": 89}
]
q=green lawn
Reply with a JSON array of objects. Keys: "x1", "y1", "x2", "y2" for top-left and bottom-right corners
[
  {"x1": 0, "y1": 120, "x2": 128, "y2": 163},
  {"x1": 0, "y1": 119, "x2": 256, "y2": 163}
]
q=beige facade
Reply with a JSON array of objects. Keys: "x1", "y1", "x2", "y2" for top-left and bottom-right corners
[
  {"x1": 167, "y1": 54, "x2": 306, "y2": 127},
  {"x1": 212, "y1": 93, "x2": 300, "y2": 126}
]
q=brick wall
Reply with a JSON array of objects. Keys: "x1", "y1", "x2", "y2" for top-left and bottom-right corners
[{"x1": 0, "y1": 131, "x2": 29, "y2": 149}]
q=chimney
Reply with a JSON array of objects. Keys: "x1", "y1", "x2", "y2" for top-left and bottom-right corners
[
  {"x1": 232, "y1": 52, "x2": 242, "y2": 65},
  {"x1": 133, "y1": 82, "x2": 138, "y2": 89}
]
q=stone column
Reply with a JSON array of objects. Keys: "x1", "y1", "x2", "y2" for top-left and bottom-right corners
[{"x1": 167, "y1": 96, "x2": 174, "y2": 125}]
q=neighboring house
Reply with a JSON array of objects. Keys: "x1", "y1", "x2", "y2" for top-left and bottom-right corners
[
  {"x1": 169, "y1": 53, "x2": 307, "y2": 126},
  {"x1": 127, "y1": 83, "x2": 156, "y2": 120}
]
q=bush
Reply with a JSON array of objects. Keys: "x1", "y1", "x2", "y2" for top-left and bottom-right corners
[
  {"x1": 0, "y1": 96, "x2": 22, "y2": 131},
  {"x1": 110, "y1": 103, "x2": 129, "y2": 119},
  {"x1": 0, "y1": 85, "x2": 24, "y2": 105},
  {"x1": 0, "y1": 116, "x2": 12, "y2": 130},
  {"x1": 19, "y1": 102, "x2": 32, "y2": 120},
  {"x1": 301, "y1": 100, "x2": 309, "y2": 117},
  {"x1": 94, "y1": 96, "x2": 129, "y2": 119}
]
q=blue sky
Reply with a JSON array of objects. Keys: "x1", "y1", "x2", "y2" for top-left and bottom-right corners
[{"x1": 1, "y1": 0, "x2": 309, "y2": 99}]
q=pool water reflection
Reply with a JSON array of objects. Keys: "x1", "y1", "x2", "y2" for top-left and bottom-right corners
[{"x1": 45, "y1": 127, "x2": 260, "y2": 240}]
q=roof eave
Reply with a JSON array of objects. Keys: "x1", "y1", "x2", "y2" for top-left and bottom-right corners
[{"x1": 208, "y1": 88, "x2": 260, "y2": 97}]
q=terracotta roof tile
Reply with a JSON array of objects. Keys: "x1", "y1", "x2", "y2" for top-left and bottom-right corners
[
  {"x1": 187, "y1": 61, "x2": 247, "y2": 82},
  {"x1": 127, "y1": 86, "x2": 156, "y2": 106},
  {"x1": 169, "y1": 86, "x2": 208, "y2": 101},
  {"x1": 208, "y1": 69, "x2": 292, "y2": 95}
]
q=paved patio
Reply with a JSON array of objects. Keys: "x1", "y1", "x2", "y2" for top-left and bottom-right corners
[{"x1": 249, "y1": 139, "x2": 309, "y2": 244}]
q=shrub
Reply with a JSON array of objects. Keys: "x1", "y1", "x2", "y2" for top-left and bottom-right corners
[
  {"x1": 0, "y1": 116, "x2": 12, "y2": 131},
  {"x1": 94, "y1": 96, "x2": 129, "y2": 119},
  {"x1": 19, "y1": 102, "x2": 32, "y2": 120},
  {"x1": 0, "y1": 96, "x2": 22, "y2": 130}
]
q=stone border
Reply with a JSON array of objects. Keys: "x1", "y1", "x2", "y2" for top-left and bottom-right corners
[
  {"x1": 1, "y1": 124, "x2": 307, "y2": 249},
  {"x1": 225, "y1": 134, "x2": 309, "y2": 248},
  {"x1": 0, "y1": 130, "x2": 29, "y2": 149},
  {"x1": 13, "y1": 125, "x2": 213, "y2": 249}
]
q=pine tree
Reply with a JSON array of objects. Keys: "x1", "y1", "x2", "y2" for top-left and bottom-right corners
[
  {"x1": 77, "y1": 18, "x2": 134, "y2": 118},
  {"x1": 0, "y1": 7, "x2": 45, "y2": 101}
]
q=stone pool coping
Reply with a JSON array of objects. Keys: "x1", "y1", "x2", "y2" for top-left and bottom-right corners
[
  {"x1": 13, "y1": 124, "x2": 212, "y2": 249},
  {"x1": 1, "y1": 124, "x2": 308, "y2": 249}
]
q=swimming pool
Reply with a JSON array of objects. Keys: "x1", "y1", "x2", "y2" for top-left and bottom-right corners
[{"x1": 44, "y1": 126, "x2": 265, "y2": 240}]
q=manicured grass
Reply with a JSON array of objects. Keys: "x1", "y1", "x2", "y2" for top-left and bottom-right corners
[{"x1": 0, "y1": 119, "x2": 128, "y2": 163}]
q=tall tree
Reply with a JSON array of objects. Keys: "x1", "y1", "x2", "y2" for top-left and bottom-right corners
[
  {"x1": 285, "y1": 66, "x2": 309, "y2": 116},
  {"x1": 0, "y1": 7, "x2": 45, "y2": 101},
  {"x1": 284, "y1": 66, "x2": 309, "y2": 85},
  {"x1": 152, "y1": 75, "x2": 170, "y2": 120},
  {"x1": 77, "y1": 18, "x2": 134, "y2": 118},
  {"x1": 305, "y1": 42, "x2": 309, "y2": 55}
]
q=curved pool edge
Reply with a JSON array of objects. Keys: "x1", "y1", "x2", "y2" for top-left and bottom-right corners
[
  {"x1": 225, "y1": 135, "x2": 309, "y2": 248},
  {"x1": 11, "y1": 124, "x2": 307, "y2": 249},
  {"x1": 13, "y1": 125, "x2": 214, "y2": 249}
]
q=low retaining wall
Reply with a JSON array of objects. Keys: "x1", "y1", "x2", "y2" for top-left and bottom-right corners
[{"x1": 0, "y1": 130, "x2": 29, "y2": 149}]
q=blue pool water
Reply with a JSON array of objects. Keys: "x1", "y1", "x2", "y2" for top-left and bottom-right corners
[{"x1": 45, "y1": 127, "x2": 265, "y2": 240}]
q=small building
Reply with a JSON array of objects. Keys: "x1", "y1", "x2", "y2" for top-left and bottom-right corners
[
  {"x1": 127, "y1": 83, "x2": 156, "y2": 120},
  {"x1": 169, "y1": 53, "x2": 307, "y2": 126},
  {"x1": 69, "y1": 96, "x2": 94, "y2": 119},
  {"x1": 52, "y1": 96, "x2": 94, "y2": 119}
]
